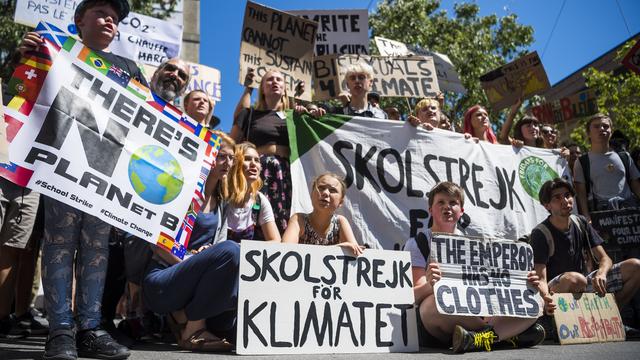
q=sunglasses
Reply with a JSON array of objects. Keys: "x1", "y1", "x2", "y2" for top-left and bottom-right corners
[{"x1": 541, "y1": 128, "x2": 557, "y2": 135}]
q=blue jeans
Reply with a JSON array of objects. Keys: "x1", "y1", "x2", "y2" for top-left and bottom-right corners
[
  {"x1": 142, "y1": 241, "x2": 240, "y2": 333},
  {"x1": 41, "y1": 198, "x2": 110, "y2": 331}
]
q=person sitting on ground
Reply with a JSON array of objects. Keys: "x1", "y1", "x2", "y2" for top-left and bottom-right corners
[
  {"x1": 408, "y1": 98, "x2": 441, "y2": 130},
  {"x1": 573, "y1": 114, "x2": 640, "y2": 221},
  {"x1": 404, "y1": 181, "x2": 545, "y2": 353},
  {"x1": 313, "y1": 63, "x2": 387, "y2": 119},
  {"x1": 282, "y1": 173, "x2": 361, "y2": 255},
  {"x1": 142, "y1": 132, "x2": 238, "y2": 352},
  {"x1": 531, "y1": 178, "x2": 640, "y2": 335},
  {"x1": 463, "y1": 105, "x2": 498, "y2": 143},
  {"x1": 226, "y1": 142, "x2": 281, "y2": 242},
  {"x1": 18, "y1": 1, "x2": 142, "y2": 359},
  {"x1": 184, "y1": 90, "x2": 215, "y2": 128}
]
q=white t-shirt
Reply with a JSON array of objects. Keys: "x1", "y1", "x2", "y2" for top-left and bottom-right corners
[{"x1": 227, "y1": 192, "x2": 275, "y2": 235}]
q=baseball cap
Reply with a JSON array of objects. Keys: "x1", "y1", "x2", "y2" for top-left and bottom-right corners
[{"x1": 74, "y1": 0, "x2": 130, "y2": 24}]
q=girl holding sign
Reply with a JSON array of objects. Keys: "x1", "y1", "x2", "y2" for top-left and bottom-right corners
[
  {"x1": 142, "y1": 131, "x2": 238, "y2": 352},
  {"x1": 404, "y1": 182, "x2": 545, "y2": 353},
  {"x1": 226, "y1": 142, "x2": 281, "y2": 242},
  {"x1": 282, "y1": 173, "x2": 361, "y2": 255},
  {"x1": 462, "y1": 105, "x2": 499, "y2": 144}
]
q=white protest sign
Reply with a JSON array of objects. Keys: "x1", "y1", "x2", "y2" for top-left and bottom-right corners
[
  {"x1": 237, "y1": 241, "x2": 419, "y2": 354},
  {"x1": 239, "y1": 1, "x2": 318, "y2": 102},
  {"x1": 288, "y1": 113, "x2": 569, "y2": 249},
  {"x1": 375, "y1": 36, "x2": 466, "y2": 94},
  {"x1": 2, "y1": 25, "x2": 219, "y2": 258},
  {"x1": 430, "y1": 234, "x2": 542, "y2": 318},
  {"x1": 290, "y1": 9, "x2": 368, "y2": 55},
  {"x1": 14, "y1": 0, "x2": 183, "y2": 66},
  {"x1": 334, "y1": 55, "x2": 440, "y2": 98}
]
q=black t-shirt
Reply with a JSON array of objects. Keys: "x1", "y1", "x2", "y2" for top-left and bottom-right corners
[
  {"x1": 233, "y1": 108, "x2": 289, "y2": 147},
  {"x1": 530, "y1": 216, "x2": 604, "y2": 280},
  {"x1": 95, "y1": 49, "x2": 148, "y2": 88}
]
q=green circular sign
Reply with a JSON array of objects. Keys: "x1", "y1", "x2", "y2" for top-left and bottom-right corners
[{"x1": 518, "y1": 156, "x2": 558, "y2": 201}]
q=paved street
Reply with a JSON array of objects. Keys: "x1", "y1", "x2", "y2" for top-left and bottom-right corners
[{"x1": 2, "y1": 336, "x2": 640, "y2": 360}]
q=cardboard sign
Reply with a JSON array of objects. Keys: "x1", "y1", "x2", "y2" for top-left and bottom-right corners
[
  {"x1": 239, "y1": 1, "x2": 317, "y2": 101},
  {"x1": 0, "y1": 82, "x2": 9, "y2": 164},
  {"x1": 480, "y1": 51, "x2": 550, "y2": 111},
  {"x1": 333, "y1": 55, "x2": 440, "y2": 99},
  {"x1": 590, "y1": 208, "x2": 640, "y2": 247},
  {"x1": 374, "y1": 37, "x2": 465, "y2": 94},
  {"x1": 290, "y1": 9, "x2": 368, "y2": 56},
  {"x1": 430, "y1": 234, "x2": 542, "y2": 318},
  {"x1": 531, "y1": 89, "x2": 597, "y2": 124},
  {"x1": 312, "y1": 54, "x2": 340, "y2": 101},
  {"x1": 1, "y1": 23, "x2": 219, "y2": 259},
  {"x1": 622, "y1": 38, "x2": 640, "y2": 75},
  {"x1": 14, "y1": 0, "x2": 183, "y2": 66},
  {"x1": 552, "y1": 293, "x2": 625, "y2": 344},
  {"x1": 237, "y1": 241, "x2": 419, "y2": 354}
]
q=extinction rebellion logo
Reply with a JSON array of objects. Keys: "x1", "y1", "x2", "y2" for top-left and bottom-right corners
[{"x1": 518, "y1": 156, "x2": 558, "y2": 201}]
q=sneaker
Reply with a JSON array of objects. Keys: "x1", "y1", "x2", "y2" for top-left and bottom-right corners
[
  {"x1": 451, "y1": 325, "x2": 498, "y2": 353},
  {"x1": 76, "y1": 327, "x2": 130, "y2": 360},
  {"x1": 13, "y1": 311, "x2": 49, "y2": 336},
  {"x1": 502, "y1": 323, "x2": 545, "y2": 348},
  {"x1": 625, "y1": 325, "x2": 640, "y2": 339},
  {"x1": 5, "y1": 313, "x2": 30, "y2": 338},
  {"x1": 102, "y1": 320, "x2": 134, "y2": 348},
  {"x1": 43, "y1": 328, "x2": 77, "y2": 360}
]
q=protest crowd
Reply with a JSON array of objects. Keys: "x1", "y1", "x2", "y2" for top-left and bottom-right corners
[{"x1": 1, "y1": 0, "x2": 640, "y2": 359}]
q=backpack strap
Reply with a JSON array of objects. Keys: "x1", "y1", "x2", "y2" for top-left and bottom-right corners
[
  {"x1": 415, "y1": 232, "x2": 431, "y2": 264},
  {"x1": 578, "y1": 153, "x2": 597, "y2": 210},
  {"x1": 533, "y1": 223, "x2": 555, "y2": 258},
  {"x1": 617, "y1": 151, "x2": 632, "y2": 186},
  {"x1": 569, "y1": 214, "x2": 599, "y2": 271}
]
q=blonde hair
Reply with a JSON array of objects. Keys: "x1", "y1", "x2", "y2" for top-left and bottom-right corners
[
  {"x1": 414, "y1": 98, "x2": 440, "y2": 115},
  {"x1": 228, "y1": 142, "x2": 263, "y2": 207},
  {"x1": 311, "y1": 172, "x2": 347, "y2": 200},
  {"x1": 255, "y1": 69, "x2": 290, "y2": 111},
  {"x1": 345, "y1": 62, "x2": 374, "y2": 80},
  {"x1": 183, "y1": 90, "x2": 215, "y2": 126},
  {"x1": 209, "y1": 131, "x2": 235, "y2": 202}
]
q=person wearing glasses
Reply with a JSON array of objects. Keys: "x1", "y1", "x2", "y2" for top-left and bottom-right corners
[{"x1": 540, "y1": 125, "x2": 559, "y2": 149}]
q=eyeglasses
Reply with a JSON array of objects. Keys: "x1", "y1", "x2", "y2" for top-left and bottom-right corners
[
  {"x1": 348, "y1": 74, "x2": 368, "y2": 81},
  {"x1": 541, "y1": 128, "x2": 557, "y2": 135}
]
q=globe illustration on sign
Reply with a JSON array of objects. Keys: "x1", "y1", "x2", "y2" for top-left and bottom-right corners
[
  {"x1": 128, "y1": 145, "x2": 184, "y2": 205},
  {"x1": 518, "y1": 156, "x2": 559, "y2": 200}
]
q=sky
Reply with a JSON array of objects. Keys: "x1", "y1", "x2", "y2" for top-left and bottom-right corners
[{"x1": 200, "y1": 0, "x2": 640, "y2": 133}]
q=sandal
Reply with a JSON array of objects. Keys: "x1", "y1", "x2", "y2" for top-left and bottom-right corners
[{"x1": 178, "y1": 328, "x2": 234, "y2": 352}]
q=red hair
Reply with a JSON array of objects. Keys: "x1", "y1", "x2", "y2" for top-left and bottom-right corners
[{"x1": 463, "y1": 105, "x2": 497, "y2": 144}]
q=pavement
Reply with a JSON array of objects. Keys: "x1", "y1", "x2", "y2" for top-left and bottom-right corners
[{"x1": 2, "y1": 336, "x2": 640, "y2": 360}]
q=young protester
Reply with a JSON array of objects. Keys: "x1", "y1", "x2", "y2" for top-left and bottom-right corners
[
  {"x1": 404, "y1": 182, "x2": 545, "y2": 353},
  {"x1": 230, "y1": 69, "x2": 300, "y2": 234},
  {"x1": 408, "y1": 98, "x2": 441, "y2": 130},
  {"x1": 384, "y1": 107, "x2": 402, "y2": 121},
  {"x1": 17, "y1": 1, "x2": 144, "y2": 358},
  {"x1": 282, "y1": 173, "x2": 361, "y2": 255},
  {"x1": 462, "y1": 105, "x2": 498, "y2": 143},
  {"x1": 141, "y1": 132, "x2": 238, "y2": 352},
  {"x1": 531, "y1": 179, "x2": 640, "y2": 318},
  {"x1": 226, "y1": 142, "x2": 281, "y2": 242},
  {"x1": 184, "y1": 90, "x2": 215, "y2": 128},
  {"x1": 574, "y1": 114, "x2": 640, "y2": 221},
  {"x1": 564, "y1": 142, "x2": 583, "y2": 174},
  {"x1": 540, "y1": 125, "x2": 559, "y2": 149}
]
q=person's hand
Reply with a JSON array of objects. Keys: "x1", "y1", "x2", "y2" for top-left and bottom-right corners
[
  {"x1": 294, "y1": 80, "x2": 305, "y2": 97},
  {"x1": 425, "y1": 263, "x2": 441, "y2": 286},
  {"x1": 243, "y1": 68, "x2": 255, "y2": 88},
  {"x1": 294, "y1": 104, "x2": 308, "y2": 114},
  {"x1": 511, "y1": 139, "x2": 524, "y2": 148},
  {"x1": 192, "y1": 244, "x2": 212, "y2": 254},
  {"x1": 592, "y1": 271, "x2": 608, "y2": 296},
  {"x1": 559, "y1": 146, "x2": 570, "y2": 160},
  {"x1": 526, "y1": 270, "x2": 540, "y2": 287},
  {"x1": 421, "y1": 122, "x2": 435, "y2": 130},
  {"x1": 308, "y1": 106, "x2": 326, "y2": 118},
  {"x1": 543, "y1": 292, "x2": 556, "y2": 315},
  {"x1": 337, "y1": 242, "x2": 364, "y2": 256},
  {"x1": 463, "y1": 133, "x2": 479, "y2": 143},
  {"x1": 408, "y1": 115, "x2": 421, "y2": 127},
  {"x1": 338, "y1": 91, "x2": 351, "y2": 106},
  {"x1": 17, "y1": 32, "x2": 44, "y2": 56},
  {"x1": 509, "y1": 98, "x2": 523, "y2": 114}
]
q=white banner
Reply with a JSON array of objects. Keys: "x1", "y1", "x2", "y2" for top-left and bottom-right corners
[
  {"x1": 288, "y1": 113, "x2": 569, "y2": 250},
  {"x1": 290, "y1": 9, "x2": 369, "y2": 55},
  {"x1": 2, "y1": 26, "x2": 217, "y2": 258},
  {"x1": 237, "y1": 241, "x2": 418, "y2": 354},
  {"x1": 374, "y1": 36, "x2": 466, "y2": 94},
  {"x1": 14, "y1": 0, "x2": 183, "y2": 66},
  {"x1": 431, "y1": 234, "x2": 542, "y2": 318}
]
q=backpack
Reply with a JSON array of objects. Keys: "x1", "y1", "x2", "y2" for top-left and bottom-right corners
[
  {"x1": 578, "y1": 151, "x2": 632, "y2": 210},
  {"x1": 532, "y1": 214, "x2": 599, "y2": 273}
]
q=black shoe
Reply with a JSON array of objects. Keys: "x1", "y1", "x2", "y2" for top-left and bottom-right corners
[
  {"x1": 625, "y1": 325, "x2": 640, "y2": 339},
  {"x1": 0, "y1": 315, "x2": 13, "y2": 337},
  {"x1": 102, "y1": 320, "x2": 134, "y2": 348},
  {"x1": 13, "y1": 311, "x2": 49, "y2": 336},
  {"x1": 76, "y1": 327, "x2": 130, "y2": 360},
  {"x1": 43, "y1": 328, "x2": 77, "y2": 360},
  {"x1": 4, "y1": 314, "x2": 30, "y2": 338},
  {"x1": 502, "y1": 323, "x2": 545, "y2": 348},
  {"x1": 451, "y1": 325, "x2": 498, "y2": 353}
]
